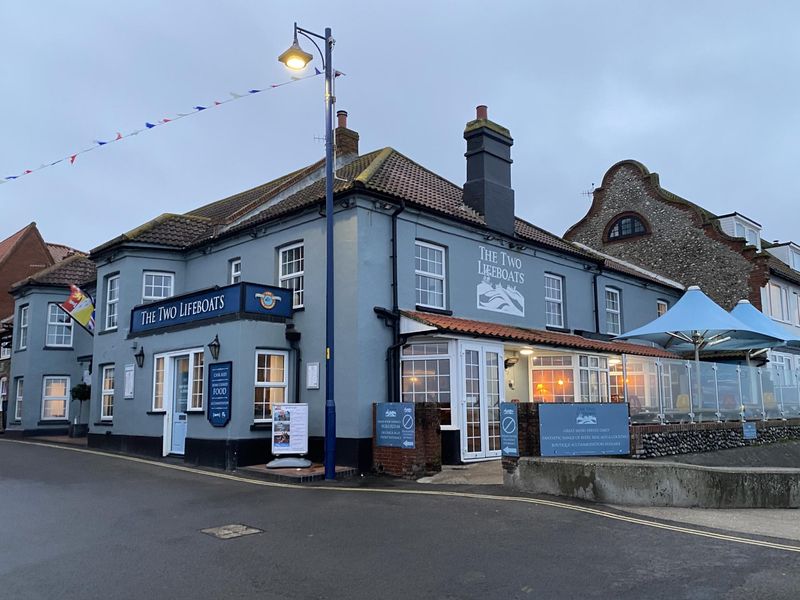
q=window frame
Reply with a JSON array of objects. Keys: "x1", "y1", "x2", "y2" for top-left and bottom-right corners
[
  {"x1": 400, "y1": 341, "x2": 454, "y2": 429},
  {"x1": 279, "y1": 242, "x2": 305, "y2": 309},
  {"x1": 17, "y1": 305, "x2": 29, "y2": 350},
  {"x1": 605, "y1": 287, "x2": 622, "y2": 336},
  {"x1": 544, "y1": 273, "x2": 565, "y2": 328},
  {"x1": 0, "y1": 377, "x2": 7, "y2": 412},
  {"x1": 414, "y1": 240, "x2": 447, "y2": 310},
  {"x1": 229, "y1": 258, "x2": 242, "y2": 285},
  {"x1": 151, "y1": 348, "x2": 205, "y2": 412},
  {"x1": 253, "y1": 349, "x2": 289, "y2": 423},
  {"x1": 141, "y1": 271, "x2": 174, "y2": 303},
  {"x1": 656, "y1": 300, "x2": 669, "y2": 317},
  {"x1": 768, "y1": 282, "x2": 790, "y2": 322},
  {"x1": 105, "y1": 274, "x2": 120, "y2": 331},
  {"x1": 46, "y1": 303, "x2": 74, "y2": 348},
  {"x1": 0, "y1": 343, "x2": 10, "y2": 360},
  {"x1": 41, "y1": 375, "x2": 70, "y2": 421},
  {"x1": 14, "y1": 378, "x2": 23, "y2": 421},
  {"x1": 101, "y1": 365, "x2": 115, "y2": 421}
]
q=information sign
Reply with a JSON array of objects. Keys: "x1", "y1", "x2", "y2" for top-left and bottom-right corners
[
  {"x1": 271, "y1": 403, "x2": 309, "y2": 455},
  {"x1": 743, "y1": 422, "x2": 757, "y2": 440},
  {"x1": 207, "y1": 362, "x2": 232, "y2": 427},
  {"x1": 375, "y1": 403, "x2": 415, "y2": 449},
  {"x1": 499, "y1": 402, "x2": 519, "y2": 457},
  {"x1": 539, "y1": 403, "x2": 630, "y2": 457}
]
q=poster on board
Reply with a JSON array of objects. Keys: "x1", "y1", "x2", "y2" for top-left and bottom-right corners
[{"x1": 271, "y1": 403, "x2": 309, "y2": 455}]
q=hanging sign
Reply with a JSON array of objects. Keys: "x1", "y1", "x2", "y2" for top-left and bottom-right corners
[
  {"x1": 499, "y1": 402, "x2": 519, "y2": 457},
  {"x1": 271, "y1": 403, "x2": 309, "y2": 455},
  {"x1": 207, "y1": 362, "x2": 233, "y2": 427},
  {"x1": 376, "y1": 403, "x2": 415, "y2": 449}
]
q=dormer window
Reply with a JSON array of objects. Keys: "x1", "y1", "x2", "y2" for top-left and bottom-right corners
[
  {"x1": 734, "y1": 222, "x2": 760, "y2": 248},
  {"x1": 605, "y1": 214, "x2": 648, "y2": 241}
]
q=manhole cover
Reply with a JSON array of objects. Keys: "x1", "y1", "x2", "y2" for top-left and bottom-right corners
[{"x1": 201, "y1": 524, "x2": 263, "y2": 540}]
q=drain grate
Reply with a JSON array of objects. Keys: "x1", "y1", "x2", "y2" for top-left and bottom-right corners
[{"x1": 201, "y1": 524, "x2": 263, "y2": 540}]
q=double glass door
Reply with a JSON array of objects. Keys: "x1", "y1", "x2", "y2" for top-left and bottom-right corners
[{"x1": 460, "y1": 343, "x2": 504, "y2": 460}]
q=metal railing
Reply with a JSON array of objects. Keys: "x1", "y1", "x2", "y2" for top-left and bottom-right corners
[{"x1": 618, "y1": 355, "x2": 800, "y2": 424}]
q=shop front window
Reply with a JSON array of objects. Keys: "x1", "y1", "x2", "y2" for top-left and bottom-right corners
[{"x1": 401, "y1": 341, "x2": 451, "y2": 426}]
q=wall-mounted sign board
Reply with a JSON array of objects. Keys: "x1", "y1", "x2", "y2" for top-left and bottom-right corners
[
  {"x1": 539, "y1": 403, "x2": 630, "y2": 457},
  {"x1": 207, "y1": 362, "x2": 232, "y2": 427},
  {"x1": 376, "y1": 403, "x2": 415, "y2": 449}
]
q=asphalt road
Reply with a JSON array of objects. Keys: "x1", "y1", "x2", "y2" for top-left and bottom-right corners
[{"x1": 1, "y1": 439, "x2": 799, "y2": 600}]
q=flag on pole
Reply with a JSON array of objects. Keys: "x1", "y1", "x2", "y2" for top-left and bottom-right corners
[{"x1": 60, "y1": 284, "x2": 96, "y2": 335}]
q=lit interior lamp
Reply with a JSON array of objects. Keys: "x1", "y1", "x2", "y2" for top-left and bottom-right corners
[
  {"x1": 277, "y1": 32, "x2": 314, "y2": 70},
  {"x1": 519, "y1": 348, "x2": 534, "y2": 356},
  {"x1": 558, "y1": 379, "x2": 564, "y2": 386}
]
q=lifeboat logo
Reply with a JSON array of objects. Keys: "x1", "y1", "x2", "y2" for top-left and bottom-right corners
[{"x1": 255, "y1": 290, "x2": 282, "y2": 311}]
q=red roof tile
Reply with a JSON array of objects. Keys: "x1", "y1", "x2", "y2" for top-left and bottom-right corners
[{"x1": 401, "y1": 310, "x2": 678, "y2": 359}]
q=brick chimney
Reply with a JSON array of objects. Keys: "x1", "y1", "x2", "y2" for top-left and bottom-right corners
[
  {"x1": 334, "y1": 110, "x2": 359, "y2": 156},
  {"x1": 463, "y1": 105, "x2": 515, "y2": 236}
]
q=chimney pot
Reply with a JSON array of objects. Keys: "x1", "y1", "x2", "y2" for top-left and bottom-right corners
[
  {"x1": 337, "y1": 110, "x2": 348, "y2": 128},
  {"x1": 334, "y1": 109, "x2": 359, "y2": 156},
  {"x1": 476, "y1": 105, "x2": 488, "y2": 120}
]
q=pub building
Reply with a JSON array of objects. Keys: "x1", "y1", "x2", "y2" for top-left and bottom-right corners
[{"x1": 5, "y1": 107, "x2": 682, "y2": 470}]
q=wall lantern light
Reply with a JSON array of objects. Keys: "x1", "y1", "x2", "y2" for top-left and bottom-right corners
[
  {"x1": 208, "y1": 334, "x2": 221, "y2": 361},
  {"x1": 134, "y1": 346, "x2": 145, "y2": 369}
]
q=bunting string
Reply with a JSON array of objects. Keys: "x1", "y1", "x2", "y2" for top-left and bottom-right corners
[{"x1": 1, "y1": 68, "x2": 340, "y2": 185}]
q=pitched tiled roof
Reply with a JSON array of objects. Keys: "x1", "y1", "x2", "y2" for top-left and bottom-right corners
[
  {"x1": 87, "y1": 148, "x2": 682, "y2": 292},
  {"x1": 401, "y1": 310, "x2": 678, "y2": 359},
  {"x1": 47, "y1": 243, "x2": 81, "y2": 262},
  {"x1": 11, "y1": 254, "x2": 96, "y2": 290},
  {"x1": 767, "y1": 256, "x2": 800, "y2": 287}
]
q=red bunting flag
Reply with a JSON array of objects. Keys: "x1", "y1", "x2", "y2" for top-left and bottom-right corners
[
  {"x1": 115, "y1": 132, "x2": 122, "y2": 140},
  {"x1": 69, "y1": 154, "x2": 77, "y2": 164}
]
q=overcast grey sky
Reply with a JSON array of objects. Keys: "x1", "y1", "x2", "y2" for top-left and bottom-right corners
[{"x1": 1, "y1": 1, "x2": 798, "y2": 251}]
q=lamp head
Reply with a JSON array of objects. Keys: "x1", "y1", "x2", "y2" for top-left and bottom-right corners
[
  {"x1": 278, "y1": 32, "x2": 313, "y2": 70},
  {"x1": 208, "y1": 334, "x2": 221, "y2": 361}
]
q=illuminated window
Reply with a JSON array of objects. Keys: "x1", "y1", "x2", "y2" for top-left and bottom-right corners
[
  {"x1": 42, "y1": 376, "x2": 69, "y2": 420},
  {"x1": 101, "y1": 366, "x2": 115, "y2": 420},
  {"x1": 531, "y1": 355, "x2": 574, "y2": 403},
  {"x1": 401, "y1": 342, "x2": 451, "y2": 426},
  {"x1": 254, "y1": 351, "x2": 288, "y2": 421}
]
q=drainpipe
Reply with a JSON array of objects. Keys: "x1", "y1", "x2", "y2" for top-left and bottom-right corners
[
  {"x1": 592, "y1": 272, "x2": 600, "y2": 334},
  {"x1": 389, "y1": 200, "x2": 406, "y2": 403}
]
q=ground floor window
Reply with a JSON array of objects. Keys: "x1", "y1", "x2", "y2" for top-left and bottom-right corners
[
  {"x1": 151, "y1": 350, "x2": 205, "y2": 412},
  {"x1": 14, "y1": 378, "x2": 23, "y2": 420},
  {"x1": 101, "y1": 366, "x2": 115, "y2": 420},
  {"x1": 153, "y1": 356, "x2": 165, "y2": 410},
  {"x1": 400, "y1": 341, "x2": 452, "y2": 426},
  {"x1": 531, "y1": 355, "x2": 575, "y2": 403},
  {"x1": 579, "y1": 355, "x2": 610, "y2": 402},
  {"x1": 191, "y1": 351, "x2": 204, "y2": 410},
  {"x1": 42, "y1": 376, "x2": 69, "y2": 420},
  {"x1": 0, "y1": 377, "x2": 7, "y2": 411},
  {"x1": 254, "y1": 350, "x2": 288, "y2": 422}
]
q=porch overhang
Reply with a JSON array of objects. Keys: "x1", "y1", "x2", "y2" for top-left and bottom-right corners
[{"x1": 399, "y1": 310, "x2": 678, "y2": 359}]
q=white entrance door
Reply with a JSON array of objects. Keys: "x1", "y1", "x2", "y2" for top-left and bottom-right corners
[
  {"x1": 170, "y1": 355, "x2": 190, "y2": 455},
  {"x1": 460, "y1": 342, "x2": 504, "y2": 461}
]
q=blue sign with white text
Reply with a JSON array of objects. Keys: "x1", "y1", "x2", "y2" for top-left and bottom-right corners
[
  {"x1": 130, "y1": 282, "x2": 293, "y2": 334},
  {"x1": 743, "y1": 422, "x2": 757, "y2": 440},
  {"x1": 207, "y1": 362, "x2": 232, "y2": 427},
  {"x1": 376, "y1": 403, "x2": 415, "y2": 449},
  {"x1": 539, "y1": 403, "x2": 630, "y2": 457},
  {"x1": 500, "y1": 402, "x2": 519, "y2": 457}
]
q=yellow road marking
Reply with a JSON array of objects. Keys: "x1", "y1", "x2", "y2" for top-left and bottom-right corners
[{"x1": 4, "y1": 438, "x2": 800, "y2": 554}]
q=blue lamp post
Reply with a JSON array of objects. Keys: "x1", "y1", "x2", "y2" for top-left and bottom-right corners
[{"x1": 278, "y1": 23, "x2": 337, "y2": 480}]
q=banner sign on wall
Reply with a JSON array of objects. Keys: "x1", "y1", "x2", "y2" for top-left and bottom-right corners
[
  {"x1": 499, "y1": 402, "x2": 519, "y2": 457},
  {"x1": 539, "y1": 403, "x2": 630, "y2": 457},
  {"x1": 130, "y1": 282, "x2": 292, "y2": 334},
  {"x1": 207, "y1": 362, "x2": 232, "y2": 427},
  {"x1": 375, "y1": 403, "x2": 415, "y2": 449},
  {"x1": 743, "y1": 422, "x2": 757, "y2": 440},
  {"x1": 271, "y1": 403, "x2": 309, "y2": 455}
]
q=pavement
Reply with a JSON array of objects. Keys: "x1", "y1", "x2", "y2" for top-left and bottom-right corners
[{"x1": 2, "y1": 438, "x2": 800, "y2": 599}]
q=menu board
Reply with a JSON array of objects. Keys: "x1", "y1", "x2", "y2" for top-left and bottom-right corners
[{"x1": 271, "y1": 403, "x2": 309, "y2": 455}]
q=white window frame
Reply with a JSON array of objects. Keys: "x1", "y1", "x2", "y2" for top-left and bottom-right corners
[
  {"x1": 769, "y1": 282, "x2": 790, "y2": 322},
  {"x1": 46, "y1": 303, "x2": 73, "y2": 348},
  {"x1": 279, "y1": 243, "x2": 305, "y2": 309},
  {"x1": 151, "y1": 348, "x2": 204, "y2": 412},
  {"x1": 795, "y1": 291, "x2": 800, "y2": 326},
  {"x1": 190, "y1": 350, "x2": 204, "y2": 411},
  {"x1": 0, "y1": 377, "x2": 7, "y2": 412},
  {"x1": 14, "y1": 378, "x2": 23, "y2": 421},
  {"x1": 734, "y1": 221, "x2": 761, "y2": 250},
  {"x1": 18, "y1": 305, "x2": 29, "y2": 350},
  {"x1": 605, "y1": 288, "x2": 621, "y2": 335},
  {"x1": 400, "y1": 340, "x2": 454, "y2": 429},
  {"x1": 105, "y1": 275, "x2": 120, "y2": 331},
  {"x1": 544, "y1": 274, "x2": 564, "y2": 328},
  {"x1": 142, "y1": 271, "x2": 174, "y2": 303},
  {"x1": 0, "y1": 343, "x2": 10, "y2": 360},
  {"x1": 414, "y1": 240, "x2": 447, "y2": 310},
  {"x1": 41, "y1": 375, "x2": 70, "y2": 421},
  {"x1": 230, "y1": 258, "x2": 242, "y2": 284},
  {"x1": 253, "y1": 350, "x2": 289, "y2": 423},
  {"x1": 101, "y1": 365, "x2": 115, "y2": 421}
]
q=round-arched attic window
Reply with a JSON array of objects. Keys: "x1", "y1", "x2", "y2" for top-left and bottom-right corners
[{"x1": 605, "y1": 213, "x2": 648, "y2": 241}]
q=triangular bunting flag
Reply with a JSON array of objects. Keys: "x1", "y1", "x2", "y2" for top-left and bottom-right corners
[
  {"x1": 115, "y1": 132, "x2": 123, "y2": 140},
  {"x1": 315, "y1": 67, "x2": 322, "y2": 75},
  {"x1": 194, "y1": 106, "x2": 206, "y2": 111},
  {"x1": 94, "y1": 140, "x2": 107, "y2": 146},
  {"x1": 145, "y1": 122, "x2": 156, "y2": 128},
  {"x1": 69, "y1": 155, "x2": 77, "y2": 164}
]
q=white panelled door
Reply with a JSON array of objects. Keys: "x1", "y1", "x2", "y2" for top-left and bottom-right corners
[{"x1": 459, "y1": 342, "x2": 504, "y2": 461}]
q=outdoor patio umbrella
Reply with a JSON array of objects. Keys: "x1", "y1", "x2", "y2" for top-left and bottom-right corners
[
  {"x1": 615, "y1": 286, "x2": 782, "y2": 360},
  {"x1": 727, "y1": 299, "x2": 800, "y2": 351}
]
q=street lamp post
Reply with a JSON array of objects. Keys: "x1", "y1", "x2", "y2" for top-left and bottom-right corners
[{"x1": 278, "y1": 23, "x2": 337, "y2": 480}]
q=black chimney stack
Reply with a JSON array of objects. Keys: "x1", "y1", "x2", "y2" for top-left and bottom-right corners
[{"x1": 463, "y1": 105, "x2": 515, "y2": 236}]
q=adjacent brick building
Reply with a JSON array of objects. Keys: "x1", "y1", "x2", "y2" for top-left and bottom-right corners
[{"x1": 564, "y1": 159, "x2": 800, "y2": 371}]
